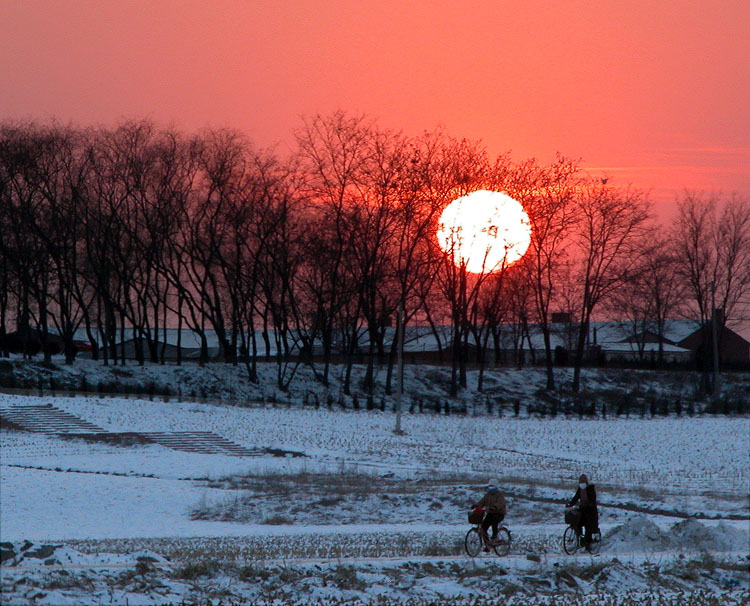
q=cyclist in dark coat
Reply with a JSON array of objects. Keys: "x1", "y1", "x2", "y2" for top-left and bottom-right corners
[
  {"x1": 568, "y1": 473, "x2": 599, "y2": 550},
  {"x1": 472, "y1": 479, "x2": 507, "y2": 548}
]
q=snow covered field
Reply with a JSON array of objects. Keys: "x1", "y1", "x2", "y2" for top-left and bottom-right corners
[{"x1": 1, "y1": 367, "x2": 749, "y2": 605}]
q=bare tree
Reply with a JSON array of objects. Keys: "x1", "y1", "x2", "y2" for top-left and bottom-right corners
[
  {"x1": 153, "y1": 128, "x2": 248, "y2": 366},
  {"x1": 0, "y1": 122, "x2": 61, "y2": 361},
  {"x1": 509, "y1": 156, "x2": 581, "y2": 390},
  {"x1": 607, "y1": 229, "x2": 685, "y2": 365},
  {"x1": 84, "y1": 122, "x2": 155, "y2": 365},
  {"x1": 673, "y1": 192, "x2": 750, "y2": 328},
  {"x1": 470, "y1": 270, "x2": 511, "y2": 391},
  {"x1": 382, "y1": 130, "x2": 451, "y2": 393},
  {"x1": 135, "y1": 128, "x2": 192, "y2": 364},
  {"x1": 489, "y1": 261, "x2": 535, "y2": 368},
  {"x1": 429, "y1": 137, "x2": 499, "y2": 396},
  {"x1": 344, "y1": 126, "x2": 419, "y2": 395},
  {"x1": 570, "y1": 180, "x2": 651, "y2": 392},
  {"x1": 672, "y1": 192, "x2": 750, "y2": 392},
  {"x1": 26, "y1": 125, "x2": 94, "y2": 364},
  {"x1": 294, "y1": 111, "x2": 374, "y2": 386},
  {"x1": 249, "y1": 156, "x2": 307, "y2": 389},
  {"x1": 100, "y1": 121, "x2": 169, "y2": 366},
  {"x1": 0, "y1": 124, "x2": 25, "y2": 356}
]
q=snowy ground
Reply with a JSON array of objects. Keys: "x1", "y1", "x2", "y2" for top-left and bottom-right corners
[{"x1": 1, "y1": 363, "x2": 749, "y2": 605}]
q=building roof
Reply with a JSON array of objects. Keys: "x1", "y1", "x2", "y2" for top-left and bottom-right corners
[{"x1": 64, "y1": 318, "x2": 746, "y2": 356}]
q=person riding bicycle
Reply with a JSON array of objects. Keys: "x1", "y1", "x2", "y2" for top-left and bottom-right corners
[
  {"x1": 472, "y1": 479, "x2": 506, "y2": 550},
  {"x1": 566, "y1": 473, "x2": 599, "y2": 551}
]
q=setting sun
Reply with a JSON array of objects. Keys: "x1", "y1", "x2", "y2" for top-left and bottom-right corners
[{"x1": 437, "y1": 190, "x2": 531, "y2": 274}]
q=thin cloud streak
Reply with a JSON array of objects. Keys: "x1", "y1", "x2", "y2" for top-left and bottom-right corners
[{"x1": 664, "y1": 147, "x2": 750, "y2": 156}]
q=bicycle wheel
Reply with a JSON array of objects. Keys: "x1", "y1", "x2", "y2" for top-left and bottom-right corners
[
  {"x1": 587, "y1": 532, "x2": 601, "y2": 555},
  {"x1": 563, "y1": 526, "x2": 579, "y2": 554},
  {"x1": 465, "y1": 528, "x2": 483, "y2": 557},
  {"x1": 492, "y1": 527, "x2": 512, "y2": 557}
]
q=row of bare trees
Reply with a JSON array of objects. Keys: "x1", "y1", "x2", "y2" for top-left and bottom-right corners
[{"x1": 1, "y1": 115, "x2": 748, "y2": 394}]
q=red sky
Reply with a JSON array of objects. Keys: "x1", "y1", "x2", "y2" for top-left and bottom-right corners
[{"x1": 2, "y1": 0, "x2": 748, "y2": 219}]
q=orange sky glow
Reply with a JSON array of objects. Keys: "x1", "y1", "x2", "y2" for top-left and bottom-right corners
[{"x1": 2, "y1": 0, "x2": 748, "y2": 219}]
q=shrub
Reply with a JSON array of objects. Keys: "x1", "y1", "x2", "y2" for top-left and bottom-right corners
[
  {"x1": 174, "y1": 560, "x2": 219, "y2": 580},
  {"x1": 421, "y1": 539, "x2": 449, "y2": 557},
  {"x1": 278, "y1": 566, "x2": 303, "y2": 584},
  {"x1": 0, "y1": 363, "x2": 17, "y2": 389},
  {"x1": 329, "y1": 565, "x2": 367, "y2": 591},
  {"x1": 238, "y1": 565, "x2": 271, "y2": 582},
  {"x1": 262, "y1": 514, "x2": 293, "y2": 525}
]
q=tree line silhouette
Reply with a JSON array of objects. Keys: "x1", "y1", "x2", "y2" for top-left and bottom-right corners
[{"x1": 1, "y1": 113, "x2": 748, "y2": 395}]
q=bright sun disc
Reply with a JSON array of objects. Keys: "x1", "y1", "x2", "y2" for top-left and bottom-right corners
[{"x1": 437, "y1": 190, "x2": 531, "y2": 274}]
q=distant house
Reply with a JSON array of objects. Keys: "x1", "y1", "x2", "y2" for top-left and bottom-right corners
[
  {"x1": 107, "y1": 338, "x2": 203, "y2": 362},
  {"x1": 676, "y1": 324, "x2": 750, "y2": 365},
  {"x1": 587, "y1": 322, "x2": 691, "y2": 364},
  {"x1": 573, "y1": 320, "x2": 750, "y2": 366},
  {"x1": 1, "y1": 327, "x2": 88, "y2": 356},
  {"x1": 16, "y1": 318, "x2": 748, "y2": 368},
  {"x1": 73, "y1": 329, "x2": 245, "y2": 362},
  {"x1": 597, "y1": 341, "x2": 692, "y2": 363}
]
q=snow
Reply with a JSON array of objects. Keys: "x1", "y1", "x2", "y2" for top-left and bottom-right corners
[
  {"x1": 598, "y1": 514, "x2": 749, "y2": 555},
  {"x1": 0, "y1": 466, "x2": 240, "y2": 541},
  {"x1": 1, "y1": 363, "x2": 749, "y2": 604},
  {"x1": 604, "y1": 515, "x2": 668, "y2": 553},
  {"x1": 4, "y1": 390, "x2": 747, "y2": 517}
]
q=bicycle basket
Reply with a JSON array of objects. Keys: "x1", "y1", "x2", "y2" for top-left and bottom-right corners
[
  {"x1": 468, "y1": 509, "x2": 485, "y2": 524},
  {"x1": 564, "y1": 509, "x2": 581, "y2": 525}
]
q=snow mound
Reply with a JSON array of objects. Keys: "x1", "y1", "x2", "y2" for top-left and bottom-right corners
[
  {"x1": 2, "y1": 540, "x2": 167, "y2": 568},
  {"x1": 603, "y1": 514, "x2": 667, "y2": 553},
  {"x1": 666, "y1": 518, "x2": 749, "y2": 552},
  {"x1": 603, "y1": 515, "x2": 750, "y2": 554}
]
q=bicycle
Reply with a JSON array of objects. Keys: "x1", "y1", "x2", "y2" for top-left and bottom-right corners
[
  {"x1": 464, "y1": 507, "x2": 512, "y2": 557},
  {"x1": 562, "y1": 508, "x2": 601, "y2": 555}
]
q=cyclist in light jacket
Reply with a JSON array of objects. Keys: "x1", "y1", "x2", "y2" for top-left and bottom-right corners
[{"x1": 472, "y1": 479, "x2": 507, "y2": 547}]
